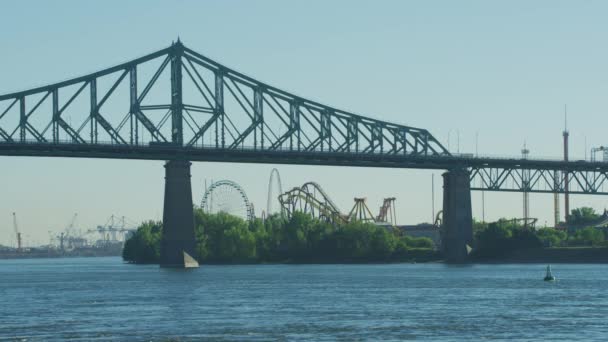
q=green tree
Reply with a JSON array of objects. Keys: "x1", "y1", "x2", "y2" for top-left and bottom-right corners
[
  {"x1": 193, "y1": 209, "x2": 209, "y2": 260},
  {"x1": 283, "y1": 212, "x2": 314, "y2": 259},
  {"x1": 201, "y1": 211, "x2": 253, "y2": 262},
  {"x1": 122, "y1": 221, "x2": 162, "y2": 264},
  {"x1": 568, "y1": 207, "x2": 600, "y2": 225},
  {"x1": 369, "y1": 227, "x2": 397, "y2": 260},
  {"x1": 123, "y1": 209, "x2": 438, "y2": 265},
  {"x1": 402, "y1": 235, "x2": 434, "y2": 249},
  {"x1": 474, "y1": 220, "x2": 513, "y2": 256},
  {"x1": 472, "y1": 218, "x2": 541, "y2": 258},
  {"x1": 536, "y1": 228, "x2": 566, "y2": 247},
  {"x1": 472, "y1": 219, "x2": 488, "y2": 235},
  {"x1": 569, "y1": 227, "x2": 605, "y2": 246}
]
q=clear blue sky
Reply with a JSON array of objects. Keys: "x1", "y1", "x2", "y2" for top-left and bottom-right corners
[{"x1": 2, "y1": 0, "x2": 608, "y2": 246}]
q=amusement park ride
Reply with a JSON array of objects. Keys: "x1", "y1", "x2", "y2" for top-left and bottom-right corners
[
  {"x1": 278, "y1": 182, "x2": 400, "y2": 226},
  {"x1": 200, "y1": 179, "x2": 255, "y2": 221},
  {"x1": 200, "y1": 169, "x2": 402, "y2": 227}
]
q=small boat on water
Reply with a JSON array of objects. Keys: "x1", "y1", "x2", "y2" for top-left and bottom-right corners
[{"x1": 544, "y1": 265, "x2": 556, "y2": 281}]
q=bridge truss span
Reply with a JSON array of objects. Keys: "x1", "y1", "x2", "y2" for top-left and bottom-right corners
[
  {"x1": 4, "y1": 41, "x2": 608, "y2": 198},
  {"x1": 0, "y1": 41, "x2": 449, "y2": 158},
  {"x1": 470, "y1": 165, "x2": 608, "y2": 195}
]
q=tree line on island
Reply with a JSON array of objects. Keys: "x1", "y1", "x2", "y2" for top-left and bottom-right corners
[
  {"x1": 472, "y1": 207, "x2": 608, "y2": 259},
  {"x1": 123, "y1": 206, "x2": 608, "y2": 264},
  {"x1": 123, "y1": 209, "x2": 437, "y2": 264}
]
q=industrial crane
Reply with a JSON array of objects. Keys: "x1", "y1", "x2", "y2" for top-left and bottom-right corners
[
  {"x1": 12, "y1": 212, "x2": 22, "y2": 252},
  {"x1": 52, "y1": 213, "x2": 83, "y2": 251},
  {"x1": 87, "y1": 215, "x2": 137, "y2": 244},
  {"x1": 65, "y1": 213, "x2": 78, "y2": 236}
]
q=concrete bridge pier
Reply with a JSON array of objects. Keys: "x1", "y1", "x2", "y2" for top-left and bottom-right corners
[
  {"x1": 160, "y1": 159, "x2": 199, "y2": 268},
  {"x1": 441, "y1": 168, "x2": 473, "y2": 263}
]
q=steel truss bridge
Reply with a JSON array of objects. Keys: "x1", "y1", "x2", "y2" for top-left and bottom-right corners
[
  {"x1": 2, "y1": 41, "x2": 608, "y2": 264},
  {"x1": 1, "y1": 40, "x2": 608, "y2": 195}
]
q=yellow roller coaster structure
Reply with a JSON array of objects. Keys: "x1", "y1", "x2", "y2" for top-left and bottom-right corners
[{"x1": 278, "y1": 182, "x2": 398, "y2": 225}]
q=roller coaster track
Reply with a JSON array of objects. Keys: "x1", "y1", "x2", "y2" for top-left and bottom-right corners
[
  {"x1": 279, "y1": 182, "x2": 398, "y2": 225},
  {"x1": 279, "y1": 182, "x2": 347, "y2": 223}
]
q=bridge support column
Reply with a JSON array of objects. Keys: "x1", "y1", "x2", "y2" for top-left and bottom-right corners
[
  {"x1": 442, "y1": 168, "x2": 473, "y2": 263},
  {"x1": 160, "y1": 159, "x2": 199, "y2": 268}
]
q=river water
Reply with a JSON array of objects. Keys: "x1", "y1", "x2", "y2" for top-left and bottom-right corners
[{"x1": 0, "y1": 257, "x2": 607, "y2": 341}]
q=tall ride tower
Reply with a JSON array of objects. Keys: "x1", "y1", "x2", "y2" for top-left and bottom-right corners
[
  {"x1": 522, "y1": 143, "x2": 530, "y2": 227},
  {"x1": 563, "y1": 105, "x2": 570, "y2": 223},
  {"x1": 553, "y1": 170, "x2": 560, "y2": 227}
]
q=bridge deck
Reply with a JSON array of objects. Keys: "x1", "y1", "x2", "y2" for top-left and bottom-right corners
[
  {"x1": 2, "y1": 141, "x2": 608, "y2": 195},
  {"x1": 0, "y1": 140, "x2": 603, "y2": 170}
]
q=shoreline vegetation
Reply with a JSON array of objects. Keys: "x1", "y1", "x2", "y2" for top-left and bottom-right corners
[
  {"x1": 123, "y1": 207, "x2": 608, "y2": 265},
  {"x1": 469, "y1": 207, "x2": 608, "y2": 263},
  {"x1": 122, "y1": 209, "x2": 438, "y2": 265}
]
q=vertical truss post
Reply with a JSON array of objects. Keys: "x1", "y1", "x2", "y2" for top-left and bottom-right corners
[
  {"x1": 129, "y1": 66, "x2": 138, "y2": 145},
  {"x1": 254, "y1": 87, "x2": 263, "y2": 149},
  {"x1": 52, "y1": 89, "x2": 59, "y2": 143},
  {"x1": 170, "y1": 42, "x2": 184, "y2": 145},
  {"x1": 347, "y1": 119, "x2": 357, "y2": 153},
  {"x1": 378, "y1": 126, "x2": 383, "y2": 153},
  {"x1": 355, "y1": 118, "x2": 360, "y2": 152},
  {"x1": 321, "y1": 110, "x2": 331, "y2": 152},
  {"x1": 402, "y1": 131, "x2": 407, "y2": 155},
  {"x1": 389, "y1": 130, "x2": 397, "y2": 153},
  {"x1": 371, "y1": 125, "x2": 381, "y2": 153},
  {"x1": 19, "y1": 97, "x2": 25, "y2": 142},
  {"x1": 214, "y1": 71, "x2": 224, "y2": 148},
  {"x1": 289, "y1": 102, "x2": 299, "y2": 151},
  {"x1": 90, "y1": 79, "x2": 97, "y2": 144}
]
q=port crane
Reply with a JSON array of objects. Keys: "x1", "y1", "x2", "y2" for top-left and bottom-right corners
[
  {"x1": 87, "y1": 215, "x2": 137, "y2": 244},
  {"x1": 56, "y1": 213, "x2": 87, "y2": 250}
]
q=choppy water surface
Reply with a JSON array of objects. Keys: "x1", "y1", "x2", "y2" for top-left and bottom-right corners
[{"x1": 1, "y1": 258, "x2": 607, "y2": 341}]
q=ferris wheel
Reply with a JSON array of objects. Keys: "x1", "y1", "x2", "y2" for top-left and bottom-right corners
[{"x1": 200, "y1": 180, "x2": 255, "y2": 221}]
